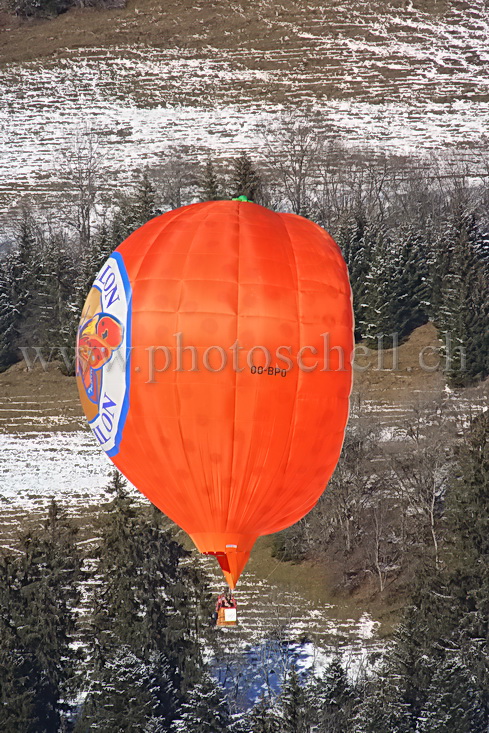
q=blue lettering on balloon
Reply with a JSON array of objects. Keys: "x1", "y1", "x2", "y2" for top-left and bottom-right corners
[
  {"x1": 93, "y1": 424, "x2": 109, "y2": 445},
  {"x1": 92, "y1": 393, "x2": 119, "y2": 444},
  {"x1": 97, "y1": 265, "x2": 120, "y2": 307},
  {"x1": 101, "y1": 393, "x2": 116, "y2": 431},
  {"x1": 102, "y1": 393, "x2": 116, "y2": 416}
]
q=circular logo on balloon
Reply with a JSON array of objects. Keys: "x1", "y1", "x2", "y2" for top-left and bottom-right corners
[{"x1": 76, "y1": 252, "x2": 132, "y2": 457}]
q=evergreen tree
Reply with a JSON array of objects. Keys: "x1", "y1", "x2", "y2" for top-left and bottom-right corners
[
  {"x1": 434, "y1": 207, "x2": 489, "y2": 385},
  {"x1": 171, "y1": 672, "x2": 230, "y2": 733},
  {"x1": 362, "y1": 231, "x2": 398, "y2": 348},
  {"x1": 443, "y1": 411, "x2": 489, "y2": 707},
  {"x1": 36, "y1": 230, "x2": 78, "y2": 353},
  {"x1": 135, "y1": 168, "x2": 159, "y2": 224},
  {"x1": 110, "y1": 170, "x2": 158, "y2": 247},
  {"x1": 74, "y1": 647, "x2": 173, "y2": 732},
  {"x1": 390, "y1": 228, "x2": 430, "y2": 343},
  {"x1": 314, "y1": 658, "x2": 356, "y2": 732},
  {"x1": 461, "y1": 264, "x2": 489, "y2": 383},
  {"x1": 0, "y1": 210, "x2": 81, "y2": 372},
  {"x1": 335, "y1": 210, "x2": 375, "y2": 341},
  {"x1": 245, "y1": 695, "x2": 281, "y2": 733},
  {"x1": 426, "y1": 223, "x2": 450, "y2": 325},
  {"x1": 231, "y1": 153, "x2": 263, "y2": 203},
  {"x1": 81, "y1": 472, "x2": 212, "y2": 727},
  {"x1": 0, "y1": 501, "x2": 82, "y2": 732},
  {"x1": 0, "y1": 568, "x2": 45, "y2": 733},
  {"x1": 0, "y1": 252, "x2": 20, "y2": 370},
  {"x1": 201, "y1": 159, "x2": 222, "y2": 201},
  {"x1": 280, "y1": 668, "x2": 312, "y2": 733},
  {"x1": 354, "y1": 672, "x2": 411, "y2": 733},
  {"x1": 9, "y1": 208, "x2": 41, "y2": 354},
  {"x1": 417, "y1": 657, "x2": 486, "y2": 733}
]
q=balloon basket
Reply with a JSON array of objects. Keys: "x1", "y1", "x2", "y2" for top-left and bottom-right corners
[{"x1": 216, "y1": 607, "x2": 238, "y2": 627}]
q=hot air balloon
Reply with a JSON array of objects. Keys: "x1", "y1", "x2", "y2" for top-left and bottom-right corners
[{"x1": 76, "y1": 200, "x2": 353, "y2": 589}]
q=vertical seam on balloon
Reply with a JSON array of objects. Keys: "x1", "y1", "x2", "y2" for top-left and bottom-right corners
[
  {"x1": 258, "y1": 221, "x2": 352, "y2": 530},
  {"x1": 238, "y1": 212, "x2": 302, "y2": 531},
  {"x1": 227, "y1": 206, "x2": 272, "y2": 532},
  {"x1": 226, "y1": 202, "x2": 240, "y2": 533},
  {"x1": 242, "y1": 215, "x2": 304, "y2": 530},
  {"x1": 273, "y1": 214, "x2": 303, "y2": 502},
  {"x1": 174, "y1": 208, "x2": 217, "y2": 531}
]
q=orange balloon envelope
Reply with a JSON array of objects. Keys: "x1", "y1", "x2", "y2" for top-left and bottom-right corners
[{"x1": 76, "y1": 201, "x2": 354, "y2": 588}]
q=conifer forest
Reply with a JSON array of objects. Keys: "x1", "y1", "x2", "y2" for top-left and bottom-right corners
[{"x1": 2, "y1": 0, "x2": 489, "y2": 729}]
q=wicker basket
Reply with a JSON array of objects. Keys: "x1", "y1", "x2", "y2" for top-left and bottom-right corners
[{"x1": 217, "y1": 606, "x2": 237, "y2": 626}]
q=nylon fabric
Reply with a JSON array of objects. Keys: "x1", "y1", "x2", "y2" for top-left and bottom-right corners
[{"x1": 76, "y1": 201, "x2": 354, "y2": 588}]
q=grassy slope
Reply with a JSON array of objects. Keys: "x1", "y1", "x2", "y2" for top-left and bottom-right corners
[
  {"x1": 0, "y1": 0, "x2": 451, "y2": 65},
  {"x1": 1, "y1": 0, "x2": 320, "y2": 64}
]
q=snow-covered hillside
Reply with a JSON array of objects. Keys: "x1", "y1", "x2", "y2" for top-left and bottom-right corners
[{"x1": 2, "y1": 0, "x2": 489, "y2": 215}]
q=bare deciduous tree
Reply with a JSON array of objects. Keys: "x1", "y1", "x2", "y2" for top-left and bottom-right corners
[
  {"x1": 389, "y1": 400, "x2": 457, "y2": 568},
  {"x1": 319, "y1": 421, "x2": 380, "y2": 555},
  {"x1": 263, "y1": 116, "x2": 323, "y2": 215},
  {"x1": 59, "y1": 129, "x2": 101, "y2": 253},
  {"x1": 153, "y1": 147, "x2": 197, "y2": 211}
]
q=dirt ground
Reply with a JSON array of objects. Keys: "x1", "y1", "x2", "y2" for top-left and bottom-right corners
[
  {"x1": 0, "y1": 0, "x2": 451, "y2": 65},
  {"x1": 0, "y1": 359, "x2": 83, "y2": 432},
  {"x1": 3, "y1": 0, "x2": 332, "y2": 64},
  {"x1": 352, "y1": 321, "x2": 446, "y2": 402}
]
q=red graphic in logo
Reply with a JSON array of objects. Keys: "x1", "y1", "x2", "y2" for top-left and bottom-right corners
[{"x1": 77, "y1": 289, "x2": 124, "y2": 420}]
